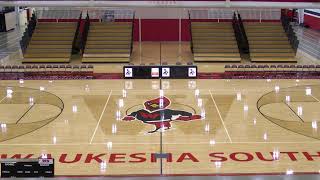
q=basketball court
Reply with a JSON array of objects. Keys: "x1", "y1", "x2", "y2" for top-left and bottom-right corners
[
  {"x1": 0, "y1": 79, "x2": 319, "y2": 176},
  {"x1": 0, "y1": 1, "x2": 319, "y2": 178}
]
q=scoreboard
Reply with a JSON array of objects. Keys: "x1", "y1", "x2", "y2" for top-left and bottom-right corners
[
  {"x1": 123, "y1": 65, "x2": 197, "y2": 79},
  {"x1": 1, "y1": 158, "x2": 54, "y2": 178}
]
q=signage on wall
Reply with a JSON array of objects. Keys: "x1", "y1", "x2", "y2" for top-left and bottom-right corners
[
  {"x1": 161, "y1": 67, "x2": 170, "y2": 77},
  {"x1": 151, "y1": 68, "x2": 160, "y2": 78},
  {"x1": 124, "y1": 68, "x2": 133, "y2": 78},
  {"x1": 188, "y1": 67, "x2": 197, "y2": 77},
  {"x1": 123, "y1": 65, "x2": 197, "y2": 79}
]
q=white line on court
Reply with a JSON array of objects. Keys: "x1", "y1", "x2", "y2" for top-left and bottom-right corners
[
  {"x1": 311, "y1": 94, "x2": 320, "y2": 102},
  {"x1": 1, "y1": 141, "x2": 320, "y2": 146},
  {"x1": 89, "y1": 90, "x2": 112, "y2": 144},
  {"x1": 0, "y1": 96, "x2": 6, "y2": 103},
  {"x1": 209, "y1": 90, "x2": 233, "y2": 143}
]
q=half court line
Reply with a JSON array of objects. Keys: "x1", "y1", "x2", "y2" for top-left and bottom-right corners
[
  {"x1": 89, "y1": 90, "x2": 112, "y2": 144},
  {"x1": 209, "y1": 90, "x2": 233, "y2": 143}
]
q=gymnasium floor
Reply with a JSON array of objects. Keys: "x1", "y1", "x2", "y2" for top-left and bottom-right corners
[{"x1": 0, "y1": 79, "x2": 319, "y2": 176}]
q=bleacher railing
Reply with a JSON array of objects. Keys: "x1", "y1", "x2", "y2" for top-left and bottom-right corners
[
  {"x1": 130, "y1": 12, "x2": 135, "y2": 55},
  {"x1": 35, "y1": 8, "x2": 82, "y2": 20},
  {"x1": 237, "y1": 13, "x2": 249, "y2": 53},
  {"x1": 188, "y1": 11, "x2": 193, "y2": 54},
  {"x1": 281, "y1": 14, "x2": 299, "y2": 54},
  {"x1": 232, "y1": 12, "x2": 249, "y2": 57},
  {"x1": 237, "y1": 9, "x2": 281, "y2": 21},
  {"x1": 87, "y1": 9, "x2": 135, "y2": 20},
  {"x1": 232, "y1": 13, "x2": 242, "y2": 55},
  {"x1": 72, "y1": 12, "x2": 82, "y2": 54},
  {"x1": 20, "y1": 13, "x2": 37, "y2": 54},
  {"x1": 189, "y1": 9, "x2": 234, "y2": 21},
  {"x1": 81, "y1": 13, "x2": 90, "y2": 54}
]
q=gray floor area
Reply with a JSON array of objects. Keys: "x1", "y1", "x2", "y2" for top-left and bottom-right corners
[
  {"x1": 294, "y1": 25, "x2": 320, "y2": 60},
  {"x1": 0, "y1": 26, "x2": 24, "y2": 64}
]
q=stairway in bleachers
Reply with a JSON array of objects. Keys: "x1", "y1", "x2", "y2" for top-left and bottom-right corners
[
  {"x1": 245, "y1": 22, "x2": 296, "y2": 62},
  {"x1": 82, "y1": 22, "x2": 133, "y2": 63},
  {"x1": 191, "y1": 22, "x2": 241, "y2": 62},
  {"x1": 23, "y1": 22, "x2": 77, "y2": 63}
]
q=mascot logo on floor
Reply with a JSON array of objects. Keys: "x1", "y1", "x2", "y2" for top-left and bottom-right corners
[{"x1": 122, "y1": 96, "x2": 202, "y2": 133}]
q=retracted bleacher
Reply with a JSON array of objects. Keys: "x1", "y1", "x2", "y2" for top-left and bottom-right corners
[
  {"x1": 191, "y1": 22, "x2": 241, "y2": 62},
  {"x1": 245, "y1": 22, "x2": 296, "y2": 62},
  {"x1": 82, "y1": 22, "x2": 133, "y2": 63},
  {"x1": 23, "y1": 22, "x2": 77, "y2": 63}
]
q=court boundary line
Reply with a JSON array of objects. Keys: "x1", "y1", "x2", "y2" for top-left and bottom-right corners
[
  {"x1": 89, "y1": 90, "x2": 112, "y2": 144},
  {"x1": 209, "y1": 90, "x2": 232, "y2": 143},
  {"x1": 1, "y1": 141, "x2": 320, "y2": 146},
  {"x1": 55, "y1": 172, "x2": 320, "y2": 177}
]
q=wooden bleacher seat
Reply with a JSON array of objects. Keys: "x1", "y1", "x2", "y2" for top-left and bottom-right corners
[
  {"x1": 244, "y1": 22, "x2": 296, "y2": 62},
  {"x1": 23, "y1": 22, "x2": 77, "y2": 63},
  {"x1": 191, "y1": 22, "x2": 241, "y2": 62},
  {"x1": 82, "y1": 22, "x2": 133, "y2": 63}
]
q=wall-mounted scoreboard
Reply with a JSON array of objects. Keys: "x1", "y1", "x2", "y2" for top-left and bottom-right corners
[{"x1": 123, "y1": 65, "x2": 197, "y2": 79}]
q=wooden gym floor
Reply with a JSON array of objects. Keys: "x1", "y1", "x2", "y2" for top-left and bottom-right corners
[{"x1": 0, "y1": 79, "x2": 319, "y2": 176}]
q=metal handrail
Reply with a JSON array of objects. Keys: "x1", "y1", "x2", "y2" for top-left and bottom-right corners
[
  {"x1": 81, "y1": 12, "x2": 90, "y2": 54},
  {"x1": 188, "y1": 11, "x2": 193, "y2": 54},
  {"x1": 72, "y1": 12, "x2": 82, "y2": 54},
  {"x1": 281, "y1": 15, "x2": 299, "y2": 53},
  {"x1": 130, "y1": 12, "x2": 135, "y2": 55},
  {"x1": 20, "y1": 13, "x2": 37, "y2": 54}
]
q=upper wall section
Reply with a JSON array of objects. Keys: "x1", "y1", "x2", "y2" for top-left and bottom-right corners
[{"x1": 1, "y1": 1, "x2": 319, "y2": 8}]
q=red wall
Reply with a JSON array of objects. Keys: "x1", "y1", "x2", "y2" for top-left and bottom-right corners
[
  {"x1": 132, "y1": 19, "x2": 233, "y2": 41},
  {"x1": 304, "y1": 14, "x2": 320, "y2": 30}
]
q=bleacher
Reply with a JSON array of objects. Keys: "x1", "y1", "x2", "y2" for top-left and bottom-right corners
[
  {"x1": 0, "y1": 64, "x2": 94, "y2": 80},
  {"x1": 191, "y1": 22, "x2": 241, "y2": 62},
  {"x1": 245, "y1": 22, "x2": 296, "y2": 62},
  {"x1": 224, "y1": 64, "x2": 320, "y2": 79},
  {"x1": 23, "y1": 22, "x2": 77, "y2": 63},
  {"x1": 82, "y1": 22, "x2": 133, "y2": 63}
]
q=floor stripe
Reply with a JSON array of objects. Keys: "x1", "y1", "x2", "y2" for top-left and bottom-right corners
[
  {"x1": 311, "y1": 94, "x2": 320, "y2": 102},
  {"x1": 209, "y1": 90, "x2": 233, "y2": 143},
  {"x1": 0, "y1": 96, "x2": 6, "y2": 103},
  {"x1": 89, "y1": 90, "x2": 112, "y2": 144},
  {"x1": 1, "y1": 141, "x2": 320, "y2": 146},
  {"x1": 283, "y1": 102, "x2": 304, "y2": 122},
  {"x1": 15, "y1": 104, "x2": 35, "y2": 124}
]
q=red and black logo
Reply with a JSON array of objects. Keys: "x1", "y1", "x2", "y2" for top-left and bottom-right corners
[{"x1": 122, "y1": 96, "x2": 201, "y2": 133}]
